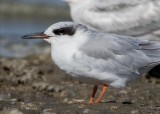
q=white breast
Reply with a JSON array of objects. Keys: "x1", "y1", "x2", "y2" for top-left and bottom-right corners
[
  {"x1": 51, "y1": 38, "x2": 128, "y2": 88},
  {"x1": 51, "y1": 39, "x2": 78, "y2": 71}
]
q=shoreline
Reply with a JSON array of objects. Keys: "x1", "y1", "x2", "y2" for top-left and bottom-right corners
[{"x1": 0, "y1": 54, "x2": 159, "y2": 113}]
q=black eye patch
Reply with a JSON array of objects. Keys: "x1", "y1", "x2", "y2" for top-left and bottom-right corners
[{"x1": 53, "y1": 27, "x2": 75, "y2": 36}]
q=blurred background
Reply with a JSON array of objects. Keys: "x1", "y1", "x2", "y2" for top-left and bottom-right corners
[{"x1": 0, "y1": 0, "x2": 71, "y2": 58}]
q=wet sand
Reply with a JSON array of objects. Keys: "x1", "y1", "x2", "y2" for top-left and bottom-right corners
[{"x1": 0, "y1": 54, "x2": 160, "y2": 114}]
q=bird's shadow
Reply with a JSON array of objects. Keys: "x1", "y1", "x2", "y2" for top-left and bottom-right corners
[
  {"x1": 104, "y1": 100, "x2": 118, "y2": 103},
  {"x1": 103, "y1": 100, "x2": 133, "y2": 105}
]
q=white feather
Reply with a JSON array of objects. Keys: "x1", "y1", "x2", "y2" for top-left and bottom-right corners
[{"x1": 44, "y1": 22, "x2": 160, "y2": 88}]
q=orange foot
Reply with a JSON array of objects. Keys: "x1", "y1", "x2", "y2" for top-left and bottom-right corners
[
  {"x1": 95, "y1": 84, "x2": 108, "y2": 103},
  {"x1": 88, "y1": 84, "x2": 108, "y2": 104}
]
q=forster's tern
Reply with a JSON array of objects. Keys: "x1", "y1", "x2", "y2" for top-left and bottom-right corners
[
  {"x1": 22, "y1": 22, "x2": 160, "y2": 104},
  {"x1": 66, "y1": 0, "x2": 160, "y2": 41}
]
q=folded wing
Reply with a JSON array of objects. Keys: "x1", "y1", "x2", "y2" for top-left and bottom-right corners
[{"x1": 79, "y1": 32, "x2": 160, "y2": 75}]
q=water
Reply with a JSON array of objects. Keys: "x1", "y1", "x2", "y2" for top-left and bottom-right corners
[
  {"x1": 0, "y1": 18, "x2": 55, "y2": 58},
  {"x1": 0, "y1": 0, "x2": 68, "y2": 58},
  {"x1": 0, "y1": 0, "x2": 66, "y2": 6},
  {"x1": 18, "y1": 0, "x2": 66, "y2": 5}
]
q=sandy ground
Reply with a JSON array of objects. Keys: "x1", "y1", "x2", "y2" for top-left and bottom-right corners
[{"x1": 0, "y1": 54, "x2": 159, "y2": 114}]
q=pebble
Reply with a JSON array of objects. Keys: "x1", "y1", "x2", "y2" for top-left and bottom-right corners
[
  {"x1": 63, "y1": 98, "x2": 69, "y2": 103},
  {"x1": 0, "y1": 93, "x2": 11, "y2": 100},
  {"x1": 82, "y1": 109, "x2": 90, "y2": 114},
  {"x1": 119, "y1": 90, "x2": 128, "y2": 94},
  {"x1": 130, "y1": 110, "x2": 140, "y2": 114},
  {"x1": 32, "y1": 82, "x2": 48, "y2": 91},
  {"x1": 0, "y1": 109, "x2": 23, "y2": 114},
  {"x1": 19, "y1": 102, "x2": 42, "y2": 111},
  {"x1": 32, "y1": 82, "x2": 64, "y2": 92},
  {"x1": 10, "y1": 98, "x2": 18, "y2": 102},
  {"x1": 43, "y1": 109, "x2": 57, "y2": 114},
  {"x1": 60, "y1": 90, "x2": 70, "y2": 97},
  {"x1": 111, "y1": 106, "x2": 119, "y2": 110}
]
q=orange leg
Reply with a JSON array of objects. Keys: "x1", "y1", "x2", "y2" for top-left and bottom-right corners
[
  {"x1": 96, "y1": 84, "x2": 108, "y2": 103},
  {"x1": 88, "y1": 85, "x2": 98, "y2": 104}
]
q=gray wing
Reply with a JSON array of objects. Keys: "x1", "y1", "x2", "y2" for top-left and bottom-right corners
[
  {"x1": 72, "y1": 0, "x2": 160, "y2": 40},
  {"x1": 79, "y1": 32, "x2": 160, "y2": 75}
]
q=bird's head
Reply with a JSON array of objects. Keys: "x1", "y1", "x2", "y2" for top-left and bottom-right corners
[{"x1": 22, "y1": 22, "x2": 88, "y2": 44}]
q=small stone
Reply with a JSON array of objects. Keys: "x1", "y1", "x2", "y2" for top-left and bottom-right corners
[
  {"x1": 32, "y1": 83, "x2": 64, "y2": 93},
  {"x1": 83, "y1": 109, "x2": 90, "y2": 114},
  {"x1": 63, "y1": 98, "x2": 69, "y2": 102},
  {"x1": 0, "y1": 93, "x2": 11, "y2": 100},
  {"x1": 47, "y1": 86, "x2": 55, "y2": 92},
  {"x1": 0, "y1": 109, "x2": 23, "y2": 114},
  {"x1": 43, "y1": 109, "x2": 57, "y2": 114},
  {"x1": 111, "y1": 106, "x2": 119, "y2": 110},
  {"x1": 60, "y1": 90, "x2": 70, "y2": 97},
  {"x1": 72, "y1": 99, "x2": 85, "y2": 103},
  {"x1": 130, "y1": 110, "x2": 140, "y2": 114},
  {"x1": 51, "y1": 86, "x2": 63, "y2": 93},
  {"x1": 32, "y1": 82, "x2": 48, "y2": 91},
  {"x1": 19, "y1": 103, "x2": 42, "y2": 111},
  {"x1": 10, "y1": 98, "x2": 18, "y2": 102},
  {"x1": 119, "y1": 90, "x2": 128, "y2": 94}
]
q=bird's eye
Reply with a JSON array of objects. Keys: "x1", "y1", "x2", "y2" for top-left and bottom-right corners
[
  {"x1": 53, "y1": 29, "x2": 64, "y2": 35},
  {"x1": 53, "y1": 27, "x2": 75, "y2": 36}
]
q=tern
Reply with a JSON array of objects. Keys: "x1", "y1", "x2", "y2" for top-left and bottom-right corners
[
  {"x1": 22, "y1": 22, "x2": 160, "y2": 104},
  {"x1": 66, "y1": 0, "x2": 160, "y2": 41}
]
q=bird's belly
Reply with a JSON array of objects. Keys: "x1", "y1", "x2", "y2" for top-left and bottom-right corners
[
  {"x1": 52, "y1": 53, "x2": 110, "y2": 85},
  {"x1": 52, "y1": 55, "x2": 127, "y2": 86},
  {"x1": 51, "y1": 47, "x2": 129, "y2": 88},
  {"x1": 64, "y1": 66, "x2": 129, "y2": 88}
]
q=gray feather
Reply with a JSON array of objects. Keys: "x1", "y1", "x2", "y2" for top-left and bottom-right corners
[{"x1": 80, "y1": 32, "x2": 160, "y2": 75}]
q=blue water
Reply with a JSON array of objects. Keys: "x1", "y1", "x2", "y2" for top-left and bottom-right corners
[
  {"x1": 0, "y1": 0, "x2": 69, "y2": 58},
  {"x1": 0, "y1": 18, "x2": 53, "y2": 37},
  {"x1": 19, "y1": 0, "x2": 65, "y2": 5},
  {"x1": 0, "y1": 18, "x2": 53, "y2": 58},
  {"x1": 1, "y1": 0, "x2": 66, "y2": 6}
]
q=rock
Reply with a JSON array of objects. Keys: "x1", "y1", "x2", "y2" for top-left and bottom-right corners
[
  {"x1": 32, "y1": 82, "x2": 48, "y2": 91},
  {"x1": 0, "y1": 93, "x2": 11, "y2": 100},
  {"x1": 0, "y1": 109, "x2": 23, "y2": 114},
  {"x1": 43, "y1": 109, "x2": 57, "y2": 114},
  {"x1": 83, "y1": 109, "x2": 90, "y2": 114},
  {"x1": 32, "y1": 82, "x2": 64, "y2": 92},
  {"x1": 48, "y1": 85, "x2": 63, "y2": 93},
  {"x1": 60, "y1": 90, "x2": 70, "y2": 97},
  {"x1": 19, "y1": 102, "x2": 43, "y2": 111},
  {"x1": 110, "y1": 106, "x2": 119, "y2": 110},
  {"x1": 119, "y1": 90, "x2": 128, "y2": 94},
  {"x1": 130, "y1": 110, "x2": 140, "y2": 114}
]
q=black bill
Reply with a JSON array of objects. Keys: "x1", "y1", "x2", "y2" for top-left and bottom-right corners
[{"x1": 21, "y1": 32, "x2": 51, "y2": 39}]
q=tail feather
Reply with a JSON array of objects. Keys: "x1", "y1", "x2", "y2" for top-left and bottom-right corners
[
  {"x1": 140, "y1": 41, "x2": 160, "y2": 50},
  {"x1": 140, "y1": 41, "x2": 160, "y2": 63}
]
